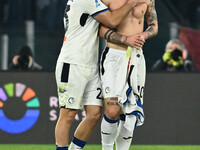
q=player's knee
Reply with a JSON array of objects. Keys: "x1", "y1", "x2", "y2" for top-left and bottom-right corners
[
  {"x1": 66, "y1": 115, "x2": 76, "y2": 125},
  {"x1": 93, "y1": 112, "x2": 102, "y2": 122},
  {"x1": 59, "y1": 109, "x2": 77, "y2": 125},
  {"x1": 105, "y1": 109, "x2": 119, "y2": 120},
  {"x1": 59, "y1": 114, "x2": 74, "y2": 126},
  {"x1": 87, "y1": 110, "x2": 102, "y2": 122}
]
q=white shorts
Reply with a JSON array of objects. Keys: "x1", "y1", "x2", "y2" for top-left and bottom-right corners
[
  {"x1": 100, "y1": 47, "x2": 146, "y2": 103},
  {"x1": 55, "y1": 62, "x2": 102, "y2": 109}
]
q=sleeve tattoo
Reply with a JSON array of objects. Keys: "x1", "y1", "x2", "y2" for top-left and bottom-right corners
[
  {"x1": 145, "y1": 0, "x2": 158, "y2": 39},
  {"x1": 104, "y1": 29, "x2": 127, "y2": 44}
]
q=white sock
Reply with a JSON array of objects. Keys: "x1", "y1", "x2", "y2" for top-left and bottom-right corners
[
  {"x1": 101, "y1": 115, "x2": 118, "y2": 150},
  {"x1": 69, "y1": 142, "x2": 82, "y2": 150},
  {"x1": 115, "y1": 115, "x2": 136, "y2": 150},
  {"x1": 69, "y1": 137, "x2": 86, "y2": 150}
]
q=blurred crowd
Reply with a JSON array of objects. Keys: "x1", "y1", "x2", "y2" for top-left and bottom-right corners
[
  {"x1": 0, "y1": 0, "x2": 200, "y2": 30},
  {"x1": 170, "y1": 0, "x2": 200, "y2": 28},
  {"x1": 0, "y1": 0, "x2": 200, "y2": 71},
  {"x1": 0, "y1": 0, "x2": 68, "y2": 30}
]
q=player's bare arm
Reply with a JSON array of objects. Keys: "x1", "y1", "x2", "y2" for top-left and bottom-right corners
[
  {"x1": 94, "y1": 0, "x2": 137, "y2": 28},
  {"x1": 99, "y1": 25, "x2": 145, "y2": 48},
  {"x1": 100, "y1": 0, "x2": 158, "y2": 47},
  {"x1": 140, "y1": 0, "x2": 158, "y2": 40}
]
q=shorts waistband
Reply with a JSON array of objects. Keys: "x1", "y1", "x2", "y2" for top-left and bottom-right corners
[{"x1": 105, "y1": 47, "x2": 126, "y2": 54}]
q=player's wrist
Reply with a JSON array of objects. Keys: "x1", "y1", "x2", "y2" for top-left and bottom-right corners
[
  {"x1": 142, "y1": 32, "x2": 148, "y2": 40},
  {"x1": 121, "y1": 35, "x2": 128, "y2": 44},
  {"x1": 104, "y1": 29, "x2": 112, "y2": 39}
]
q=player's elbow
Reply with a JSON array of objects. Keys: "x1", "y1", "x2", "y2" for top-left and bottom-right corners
[
  {"x1": 99, "y1": 32, "x2": 104, "y2": 38},
  {"x1": 110, "y1": 24, "x2": 117, "y2": 29},
  {"x1": 110, "y1": 21, "x2": 118, "y2": 28},
  {"x1": 106, "y1": 19, "x2": 118, "y2": 28},
  {"x1": 152, "y1": 25, "x2": 158, "y2": 37},
  {"x1": 154, "y1": 30, "x2": 158, "y2": 36},
  {"x1": 155, "y1": 27, "x2": 158, "y2": 36}
]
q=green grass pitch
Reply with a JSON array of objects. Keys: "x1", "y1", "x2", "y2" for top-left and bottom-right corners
[{"x1": 0, "y1": 145, "x2": 200, "y2": 150}]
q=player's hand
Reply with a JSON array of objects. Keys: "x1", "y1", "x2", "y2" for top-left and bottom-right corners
[
  {"x1": 126, "y1": 35, "x2": 145, "y2": 49},
  {"x1": 138, "y1": 32, "x2": 147, "y2": 42}
]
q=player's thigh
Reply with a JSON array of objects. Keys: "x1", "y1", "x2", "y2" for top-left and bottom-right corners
[
  {"x1": 58, "y1": 108, "x2": 78, "y2": 123},
  {"x1": 84, "y1": 105, "x2": 102, "y2": 120},
  {"x1": 55, "y1": 62, "x2": 89, "y2": 109},
  {"x1": 82, "y1": 68, "x2": 102, "y2": 107},
  {"x1": 100, "y1": 49, "x2": 124, "y2": 98}
]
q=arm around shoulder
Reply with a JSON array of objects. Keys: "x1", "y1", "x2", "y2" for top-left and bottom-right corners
[{"x1": 94, "y1": 0, "x2": 136, "y2": 28}]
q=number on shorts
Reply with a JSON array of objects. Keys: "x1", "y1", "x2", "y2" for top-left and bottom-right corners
[{"x1": 96, "y1": 88, "x2": 102, "y2": 100}]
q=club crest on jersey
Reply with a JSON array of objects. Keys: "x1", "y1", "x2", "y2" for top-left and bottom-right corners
[
  {"x1": 95, "y1": 0, "x2": 101, "y2": 8},
  {"x1": 105, "y1": 87, "x2": 110, "y2": 94},
  {"x1": 68, "y1": 97, "x2": 75, "y2": 104},
  {"x1": 61, "y1": 89, "x2": 67, "y2": 93}
]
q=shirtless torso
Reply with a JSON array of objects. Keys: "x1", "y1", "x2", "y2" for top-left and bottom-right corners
[
  {"x1": 101, "y1": 0, "x2": 158, "y2": 50},
  {"x1": 99, "y1": 1, "x2": 158, "y2": 150}
]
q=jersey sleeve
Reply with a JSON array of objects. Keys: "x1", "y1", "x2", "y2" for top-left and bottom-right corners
[{"x1": 81, "y1": 0, "x2": 109, "y2": 17}]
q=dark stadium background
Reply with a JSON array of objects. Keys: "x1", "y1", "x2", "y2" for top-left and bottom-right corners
[{"x1": 0, "y1": 0, "x2": 200, "y2": 146}]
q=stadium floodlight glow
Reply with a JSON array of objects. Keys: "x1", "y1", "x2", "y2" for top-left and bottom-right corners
[{"x1": 0, "y1": 83, "x2": 40, "y2": 134}]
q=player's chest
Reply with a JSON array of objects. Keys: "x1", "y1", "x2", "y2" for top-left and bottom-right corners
[{"x1": 131, "y1": 3, "x2": 147, "y2": 19}]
